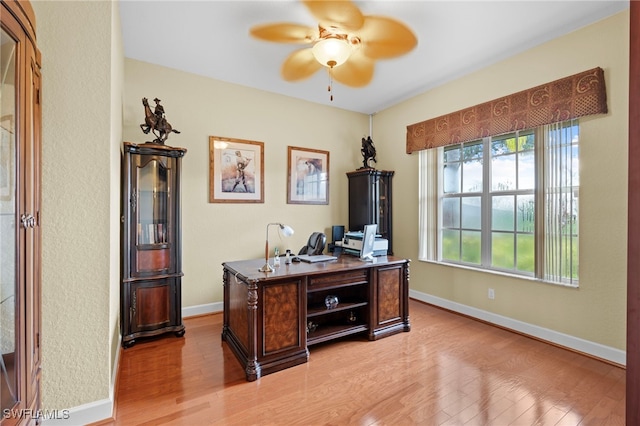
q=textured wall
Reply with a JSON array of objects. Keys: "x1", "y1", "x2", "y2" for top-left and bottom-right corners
[
  {"x1": 34, "y1": 0, "x2": 116, "y2": 409},
  {"x1": 375, "y1": 10, "x2": 629, "y2": 350},
  {"x1": 109, "y1": 0, "x2": 125, "y2": 388}
]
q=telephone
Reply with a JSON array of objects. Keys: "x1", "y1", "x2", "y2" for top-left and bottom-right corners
[{"x1": 298, "y1": 232, "x2": 326, "y2": 256}]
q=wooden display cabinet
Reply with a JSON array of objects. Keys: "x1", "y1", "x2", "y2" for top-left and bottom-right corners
[
  {"x1": 347, "y1": 169, "x2": 394, "y2": 255},
  {"x1": 120, "y1": 142, "x2": 187, "y2": 348}
]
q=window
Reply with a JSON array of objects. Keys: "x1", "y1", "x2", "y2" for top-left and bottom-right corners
[{"x1": 419, "y1": 120, "x2": 579, "y2": 286}]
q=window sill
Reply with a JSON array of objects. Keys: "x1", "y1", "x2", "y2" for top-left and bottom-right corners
[{"x1": 418, "y1": 258, "x2": 579, "y2": 289}]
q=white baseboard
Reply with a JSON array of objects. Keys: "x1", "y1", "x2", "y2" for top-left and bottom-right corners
[
  {"x1": 183, "y1": 301, "x2": 223, "y2": 318},
  {"x1": 40, "y1": 398, "x2": 112, "y2": 425},
  {"x1": 410, "y1": 289, "x2": 626, "y2": 366}
]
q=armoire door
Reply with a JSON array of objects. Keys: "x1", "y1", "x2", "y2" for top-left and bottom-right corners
[{"x1": 1, "y1": 1, "x2": 42, "y2": 423}]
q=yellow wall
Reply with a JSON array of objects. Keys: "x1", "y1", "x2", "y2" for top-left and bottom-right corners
[
  {"x1": 375, "y1": 10, "x2": 629, "y2": 350},
  {"x1": 123, "y1": 60, "x2": 368, "y2": 308},
  {"x1": 32, "y1": 0, "x2": 628, "y2": 418}
]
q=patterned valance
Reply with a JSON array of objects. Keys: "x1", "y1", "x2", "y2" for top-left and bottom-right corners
[{"x1": 406, "y1": 67, "x2": 607, "y2": 154}]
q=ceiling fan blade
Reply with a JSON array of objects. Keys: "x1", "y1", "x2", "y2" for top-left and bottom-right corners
[
  {"x1": 357, "y1": 16, "x2": 417, "y2": 59},
  {"x1": 281, "y1": 48, "x2": 323, "y2": 81},
  {"x1": 250, "y1": 23, "x2": 317, "y2": 44},
  {"x1": 331, "y1": 53, "x2": 374, "y2": 87},
  {"x1": 302, "y1": 0, "x2": 364, "y2": 31}
]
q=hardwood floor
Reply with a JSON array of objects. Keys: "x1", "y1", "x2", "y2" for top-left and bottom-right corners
[{"x1": 104, "y1": 300, "x2": 625, "y2": 425}]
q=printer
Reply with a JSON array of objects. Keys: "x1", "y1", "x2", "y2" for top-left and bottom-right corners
[{"x1": 335, "y1": 230, "x2": 388, "y2": 256}]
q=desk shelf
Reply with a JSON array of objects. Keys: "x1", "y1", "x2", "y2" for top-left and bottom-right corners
[
  {"x1": 307, "y1": 324, "x2": 368, "y2": 346},
  {"x1": 307, "y1": 301, "x2": 368, "y2": 318}
]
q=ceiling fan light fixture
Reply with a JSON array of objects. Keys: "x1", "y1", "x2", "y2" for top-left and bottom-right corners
[{"x1": 312, "y1": 37, "x2": 352, "y2": 68}]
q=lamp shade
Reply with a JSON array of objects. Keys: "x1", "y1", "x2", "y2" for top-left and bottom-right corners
[
  {"x1": 312, "y1": 37, "x2": 352, "y2": 68},
  {"x1": 280, "y1": 224, "x2": 294, "y2": 237}
]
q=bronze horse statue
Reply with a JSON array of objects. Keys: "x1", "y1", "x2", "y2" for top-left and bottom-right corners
[
  {"x1": 140, "y1": 97, "x2": 180, "y2": 144},
  {"x1": 360, "y1": 136, "x2": 377, "y2": 169}
]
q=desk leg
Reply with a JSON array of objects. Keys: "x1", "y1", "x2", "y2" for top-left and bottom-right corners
[
  {"x1": 222, "y1": 269, "x2": 229, "y2": 338},
  {"x1": 246, "y1": 282, "x2": 261, "y2": 381},
  {"x1": 402, "y1": 261, "x2": 411, "y2": 331}
]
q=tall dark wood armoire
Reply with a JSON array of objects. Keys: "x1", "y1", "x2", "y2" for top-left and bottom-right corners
[
  {"x1": 120, "y1": 142, "x2": 187, "y2": 348},
  {"x1": 347, "y1": 169, "x2": 394, "y2": 255},
  {"x1": 1, "y1": 0, "x2": 42, "y2": 423}
]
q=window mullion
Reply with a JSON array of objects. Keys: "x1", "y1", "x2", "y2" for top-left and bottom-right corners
[
  {"x1": 534, "y1": 127, "x2": 545, "y2": 279},
  {"x1": 458, "y1": 152, "x2": 464, "y2": 261},
  {"x1": 481, "y1": 137, "x2": 491, "y2": 267}
]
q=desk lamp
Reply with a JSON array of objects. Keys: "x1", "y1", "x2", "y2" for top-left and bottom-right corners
[{"x1": 259, "y1": 223, "x2": 294, "y2": 272}]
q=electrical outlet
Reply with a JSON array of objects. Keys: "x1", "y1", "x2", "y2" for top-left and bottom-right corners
[{"x1": 488, "y1": 288, "x2": 495, "y2": 300}]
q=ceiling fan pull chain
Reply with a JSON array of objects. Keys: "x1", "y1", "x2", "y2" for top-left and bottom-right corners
[{"x1": 328, "y1": 67, "x2": 334, "y2": 101}]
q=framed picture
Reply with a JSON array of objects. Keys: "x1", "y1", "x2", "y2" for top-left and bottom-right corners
[
  {"x1": 287, "y1": 146, "x2": 329, "y2": 205},
  {"x1": 209, "y1": 136, "x2": 264, "y2": 203}
]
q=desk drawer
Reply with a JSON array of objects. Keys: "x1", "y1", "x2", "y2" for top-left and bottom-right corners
[{"x1": 308, "y1": 269, "x2": 368, "y2": 292}]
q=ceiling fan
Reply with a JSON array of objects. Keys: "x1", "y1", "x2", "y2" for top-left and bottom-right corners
[{"x1": 249, "y1": 0, "x2": 417, "y2": 99}]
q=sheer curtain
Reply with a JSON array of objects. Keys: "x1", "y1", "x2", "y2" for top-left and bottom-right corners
[
  {"x1": 542, "y1": 120, "x2": 579, "y2": 285},
  {"x1": 418, "y1": 148, "x2": 439, "y2": 261}
]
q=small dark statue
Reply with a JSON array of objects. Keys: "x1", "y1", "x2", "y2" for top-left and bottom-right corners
[
  {"x1": 360, "y1": 136, "x2": 377, "y2": 169},
  {"x1": 140, "y1": 97, "x2": 180, "y2": 144}
]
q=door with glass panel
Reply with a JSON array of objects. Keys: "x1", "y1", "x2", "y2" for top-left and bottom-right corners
[
  {"x1": 1, "y1": 1, "x2": 42, "y2": 422},
  {"x1": 0, "y1": 25, "x2": 19, "y2": 418}
]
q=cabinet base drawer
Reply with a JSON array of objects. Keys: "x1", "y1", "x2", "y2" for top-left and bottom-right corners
[{"x1": 137, "y1": 248, "x2": 170, "y2": 271}]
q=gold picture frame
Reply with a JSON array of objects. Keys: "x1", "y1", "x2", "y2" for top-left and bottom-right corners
[
  {"x1": 209, "y1": 136, "x2": 264, "y2": 203},
  {"x1": 287, "y1": 146, "x2": 329, "y2": 205}
]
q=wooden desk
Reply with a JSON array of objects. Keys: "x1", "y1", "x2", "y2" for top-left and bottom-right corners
[{"x1": 222, "y1": 255, "x2": 410, "y2": 381}]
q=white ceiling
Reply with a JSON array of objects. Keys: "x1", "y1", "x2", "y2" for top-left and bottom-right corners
[{"x1": 119, "y1": 0, "x2": 629, "y2": 115}]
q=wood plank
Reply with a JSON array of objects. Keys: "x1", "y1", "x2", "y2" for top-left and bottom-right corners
[{"x1": 98, "y1": 300, "x2": 625, "y2": 425}]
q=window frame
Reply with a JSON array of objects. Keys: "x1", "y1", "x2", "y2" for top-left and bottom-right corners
[{"x1": 420, "y1": 121, "x2": 579, "y2": 287}]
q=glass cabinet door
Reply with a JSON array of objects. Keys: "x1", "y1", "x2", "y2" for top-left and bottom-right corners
[
  {"x1": 0, "y1": 26, "x2": 18, "y2": 415},
  {"x1": 377, "y1": 176, "x2": 390, "y2": 238},
  {"x1": 134, "y1": 156, "x2": 172, "y2": 274},
  {"x1": 137, "y1": 157, "x2": 169, "y2": 245}
]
